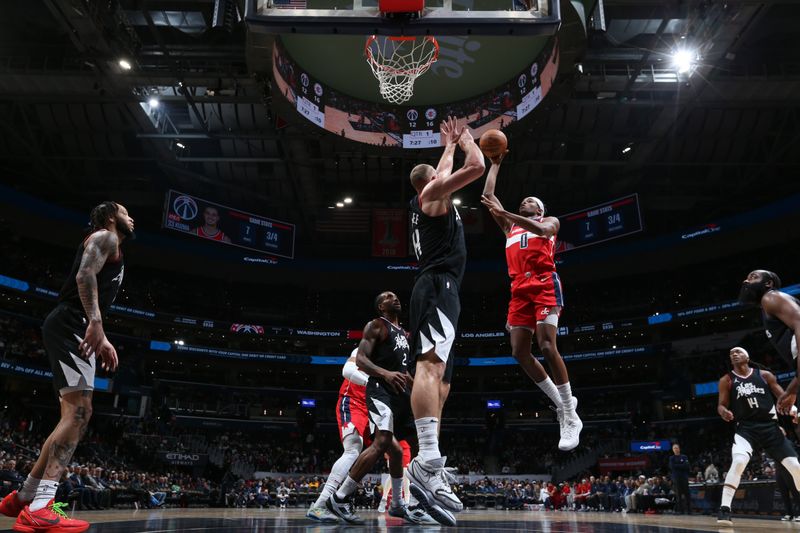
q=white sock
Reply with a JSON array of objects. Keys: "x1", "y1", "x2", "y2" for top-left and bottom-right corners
[
  {"x1": 29, "y1": 481, "x2": 58, "y2": 512},
  {"x1": 18, "y1": 475, "x2": 41, "y2": 503},
  {"x1": 391, "y1": 477, "x2": 404, "y2": 508},
  {"x1": 335, "y1": 476, "x2": 358, "y2": 500},
  {"x1": 415, "y1": 417, "x2": 441, "y2": 462},
  {"x1": 536, "y1": 377, "x2": 563, "y2": 408},
  {"x1": 556, "y1": 382, "x2": 573, "y2": 409},
  {"x1": 721, "y1": 485, "x2": 735, "y2": 508}
]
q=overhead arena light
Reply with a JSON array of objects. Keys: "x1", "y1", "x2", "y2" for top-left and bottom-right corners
[
  {"x1": 148, "y1": 97, "x2": 160, "y2": 108},
  {"x1": 336, "y1": 202, "x2": 344, "y2": 208},
  {"x1": 118, "y1": 59, "x2": 132, "y2": 71},
  {"x1": 453, "y1": 198, "x2": 462, "y2": 205},
  {"x1": 672, "y1": 49, "x2": 697, "y2": 74},
  {"x1": 343, "y1": 197, "x2": 353, "y2": 204}
]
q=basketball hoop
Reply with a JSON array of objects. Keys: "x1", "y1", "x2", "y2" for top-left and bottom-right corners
[{"x1": 365, "y1": 35, "x2": 439, "y2": 105}]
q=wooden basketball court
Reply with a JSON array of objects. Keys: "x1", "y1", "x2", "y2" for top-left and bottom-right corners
[{"x1": 0, "y1": 507, "x2": 782, "y2": 531}]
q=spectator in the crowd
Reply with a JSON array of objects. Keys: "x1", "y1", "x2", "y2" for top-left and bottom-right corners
[{"x1": 704, "y1": 462, "x2": 719, "y2": 483}]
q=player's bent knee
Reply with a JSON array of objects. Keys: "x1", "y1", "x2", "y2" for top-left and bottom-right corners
[
  {"x1": 725, "y1": 453, "x2": 749, "y2": 484},
  {"x1": 781, "y1": 456, "x2": 800, "y2": 474},
  {"x1": 539, "y1": 340, "x2": 556, "y2": 357}
]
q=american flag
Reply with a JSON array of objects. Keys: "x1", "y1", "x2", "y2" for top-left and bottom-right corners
[
  {"x1": 317, "y1": 209, "x2": 370, "y2": 233},
  {"x1": 273, "y1": 0, "x2": 307, "y2": 9}
]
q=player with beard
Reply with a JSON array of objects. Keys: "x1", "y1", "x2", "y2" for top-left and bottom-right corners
[
  {"x1": 327, "y1": 292, "x2": 435, "y2": 525},
  {"x1": 480, "y1": 156, "x2": 582, "y2": 451},
  {"x1": 716, "y1": 346, "x2": 800, "y2": 525},
  {"x1": 737, "y1": 270, "x2": 800, "y2": 415},
  {"x1": 0, "y1": 202, "x2": 133, "y2": 532}
]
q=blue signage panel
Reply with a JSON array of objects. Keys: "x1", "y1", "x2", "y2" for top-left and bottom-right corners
[{"x1": 631, "y1": 440, "x2": 671, "y2": 452}]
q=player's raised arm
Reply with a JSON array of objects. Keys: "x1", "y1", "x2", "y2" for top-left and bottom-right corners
[
  {"x1": 435, "y1": 116, "x2": 460, "y2": 180},
  {"x1": 421, "y1": 126, "x2": 485, "y2": 202},
  {"x1": 481, "y1": 153, "x2": 512, "y2": 234}
]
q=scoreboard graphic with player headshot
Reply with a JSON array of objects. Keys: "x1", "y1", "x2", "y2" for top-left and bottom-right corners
[{"x1": 162, "y1": 190, "x2": 296, "y2": 259}]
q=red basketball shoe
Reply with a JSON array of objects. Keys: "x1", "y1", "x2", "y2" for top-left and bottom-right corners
[
  {"x1": 13, "y1": 501, "x2": 89, "y2": 533},
  {"x1": 0, "y1": 490, "x2": 26, "y2": 517}
]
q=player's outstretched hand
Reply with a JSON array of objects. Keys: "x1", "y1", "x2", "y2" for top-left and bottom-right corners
[
  {"x1": 719, "y1": 408, "x2": 734, "y2": 422},
  {"x1": 777, "y1": 392, "x2": 797, "y2": 416},
  {"x1": 440, "y1": 116, "x2": 461, "y2": 146},
  {"x1": 383, "y1": 370, "x2": 410, "y2": 393},
  {"x1": 481, "y1": 194, "x2": 505, "y2": 217},
  {"x1": 490, "y1": 150, "x2": 509, "y2": 165}
]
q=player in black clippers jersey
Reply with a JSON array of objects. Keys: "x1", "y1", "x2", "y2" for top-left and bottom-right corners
[
  {"x1": 0, "y1": 202, "x2": 133, "y2": 532},
  {"x1": 737, "y1": 270, "x2": 800, "y2": 415},
  {"x1": 716, "y1": 346, "x2": 800, "y2": 525},
  {"x1": 327, "y1": 292, "x2": 434, "y2": 526},
  {"x1": 405, "y1": 117, "x2": 485, "y2": 526}
]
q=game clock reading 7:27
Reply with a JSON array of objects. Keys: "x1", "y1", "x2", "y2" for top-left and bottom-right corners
[
  {"x1": 162, "y1": 190, "x2": 296, "y2": 259},
  {"x1": 557, "y1": 194, "x2": 643, "y2": 252}
]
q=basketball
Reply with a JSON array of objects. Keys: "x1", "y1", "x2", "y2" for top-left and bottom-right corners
[{"x1": 479, "y1": 129, "x2": 508, "y2": 160}]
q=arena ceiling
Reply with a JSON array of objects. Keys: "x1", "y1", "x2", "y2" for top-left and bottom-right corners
[{"x1": 0, "y1": 0, "x2": 799, "y2": 261}]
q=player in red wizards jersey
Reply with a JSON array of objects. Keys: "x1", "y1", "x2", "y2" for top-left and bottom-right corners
[
  {"x1": 306, "y1": 349, "x2": 371, "y2": 522},
  {"x1": 194, "y1": 206, "x2": 231, "y2": 243},
  {"x1": 481, "y1": 153, "x2": 582, "y2": 451}
]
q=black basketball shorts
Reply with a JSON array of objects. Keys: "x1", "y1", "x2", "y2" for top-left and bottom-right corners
[
  {"x1": 409, "y1": 271, "x2": 460, "y2": 383},
  {"x1": 734, "y1": 421, "x2": 797, "y2": 463},
  {"x1": 42, "y1": 304, "x2": 96, "y2": 396},
  {"x1": 366, "y1": 379, "x2": 414, "y2": 441}
]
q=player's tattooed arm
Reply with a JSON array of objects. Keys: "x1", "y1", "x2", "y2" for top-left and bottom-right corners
[
  {"x1": 76, "y1": 230, "x2": 119, "y2": 323},
  {"x1": 717, "y1": 374, "x2": 734, "y2": 421}
]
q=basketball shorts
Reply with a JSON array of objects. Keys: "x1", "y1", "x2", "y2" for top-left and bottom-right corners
[
  {"x1": 507, "y1": 271, "x2": 564, "y2": 331},
  {"x1": 336, "y1": 390, "x2": 370, "y2": 443},
  {"x1": 733, "y1": 421, "x2": 796, "y2": 462},
  {"x1": 366, "y1": 380, "x2": 414, "y2": 441},
  {"x1": 409, "y1": 271, "x2": 460, "y2": 383},
  {"x1": 42, "y1": 304, "x2": 96, "y2": 396}
]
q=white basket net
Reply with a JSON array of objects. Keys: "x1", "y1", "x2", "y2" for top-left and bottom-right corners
[{"x1": 365, "y1": 36, "x2": 439, "y2": 105}]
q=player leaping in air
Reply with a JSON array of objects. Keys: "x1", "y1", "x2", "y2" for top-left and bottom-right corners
[{"x1": 480, "y1": 154, "x2": 582, "y2": 451}]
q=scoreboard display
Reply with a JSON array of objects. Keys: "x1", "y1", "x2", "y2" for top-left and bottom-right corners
[
  {"x1": 163, "y1": 190, "x2": 295, "y2": 259},
  {"x1": 557, "y1": 194, "x2": 643, "y2": 253}
]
